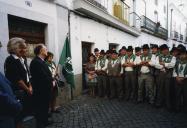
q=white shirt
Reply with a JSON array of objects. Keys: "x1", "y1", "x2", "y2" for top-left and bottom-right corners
[
  {"x1": 155, "y1": 56, "x2": 176, "y2": 72},
  {"x1": 136, "y1": 54, "x2": 156, "y2": 74},
  {"x1": 121, "y1": 56, "x2": 135, "y2": 72}
]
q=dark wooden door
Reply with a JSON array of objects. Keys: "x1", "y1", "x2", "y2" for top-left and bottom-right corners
[
  {"x1": 8, "y1": 15, "x2": 46, "y2": 57},
  {"x1": 82, "y1": 42, "x2": 92, "y2": 91}
]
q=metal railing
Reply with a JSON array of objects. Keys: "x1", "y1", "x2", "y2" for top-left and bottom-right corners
[
  {"x1": 141, "y1": 15, "x2": 168, "y2": 40},
  {"x1": 85, "y1": 0, "x2": 141, "y2": 29},
  {"x1": 180, "y1": 34, "x2": 183, "y2": 42},
  {"x1": 171, "y1": 31, "x2": 179, "y2": 40},
  {"x1": 86, "y1": 0, "x2": 108, "y2": 12},
  {"x1": 129, "y1": 12, "x2": 141, "y2": 30}
]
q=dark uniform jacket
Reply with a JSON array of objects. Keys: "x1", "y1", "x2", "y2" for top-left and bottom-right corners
[
  {"x1": 30, "y1": 56, "x2": 53, "y2": 97},
  {"x1": 4, "y1": 55, "x2": 28, "y2": 91}
]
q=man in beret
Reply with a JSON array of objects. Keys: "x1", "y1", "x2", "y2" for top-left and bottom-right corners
[
  {"x1": 107, "y1": 50, "x2": 123, "y2": 99},
  {"x1": 155, "y1": 44, "x2": 176, "y2": 110}
]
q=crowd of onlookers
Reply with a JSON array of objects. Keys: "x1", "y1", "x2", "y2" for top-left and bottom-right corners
[
  {"x1": 85, "y1": 44, "x2": 187, "y2": 113},
  {"x1": 0, "y1": 37, "x2": 61, "y2": 128}
]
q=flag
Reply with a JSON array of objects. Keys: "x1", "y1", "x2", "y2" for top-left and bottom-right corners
[{"x1": 59, "y1": 36, "x2": 75, "y2": 88}]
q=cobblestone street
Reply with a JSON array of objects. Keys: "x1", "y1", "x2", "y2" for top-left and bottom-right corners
[{"x1": 24, "y1": 95, "x2": 187, "y2": 128}]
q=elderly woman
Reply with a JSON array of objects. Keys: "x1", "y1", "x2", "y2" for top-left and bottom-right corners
[
  {"x1": 45, "y1": 52, "x2": 60, "y2": 113},
  {"x1": 4, "y1": 37, "x2": 33, "y2": 128}
]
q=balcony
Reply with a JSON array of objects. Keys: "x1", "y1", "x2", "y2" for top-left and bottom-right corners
[
  {"x1": 73, "y1": 0, "x2": 141, "y2": 37},
  {"x1": 86, "y1": 0, "x2": 107, "y2": 12},
  {"x1": 179, "y1": 34, "x2": 184, "y2": 42},
  {"x1": 141, "y1": 16, "x2": 168, "y2": 40},
  {"x1": 129, "y1": 12, "x2": 141, "y2": 31},
  {"x1": 171, "y1": 31, "x2": 179, "y2": 41}
]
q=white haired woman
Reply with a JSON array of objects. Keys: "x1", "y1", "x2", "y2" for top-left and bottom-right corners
[{"x1": 4, "y1": 37, "x2": 33, "y2": 128}]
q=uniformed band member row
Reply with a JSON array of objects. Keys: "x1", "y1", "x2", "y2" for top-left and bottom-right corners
[{"x1": 85, "y1": 44, "x2": 187, "y2": 112}]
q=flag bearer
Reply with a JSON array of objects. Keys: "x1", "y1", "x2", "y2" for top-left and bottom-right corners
[
  {"x1": 155, "y1": 44, "x2": 176, "y2": 109},
  {"x1": 107, "y1": 50, "x2": 123, "y2": 99},
  {"x1": 95, "y1": 50, "x2": 108, "y2": 97},
  {"x1": 137, "y1": 44, "x2": 155, "y2": 104}
]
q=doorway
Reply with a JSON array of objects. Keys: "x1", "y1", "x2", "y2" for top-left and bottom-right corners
[
  {"x1": 82, "y1": 42, "x2": 93, "y2": 91},
  {"x1": 8, "y1": 15, "x2": 46, "y2": 58}
]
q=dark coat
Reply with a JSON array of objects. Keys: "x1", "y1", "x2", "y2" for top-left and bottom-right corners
[
  {"x1": 0, "y1": 72, "x2": 22, "y2": 128},
  {"x1": 30, "y1": 56, "x2": 53, "y2": 125},
  {"x1": 30, "y1": 56, "x2": 53, "y2": 97},
  {"x1": 4, "y1": 55, "x2": 29, "y2": 91}
]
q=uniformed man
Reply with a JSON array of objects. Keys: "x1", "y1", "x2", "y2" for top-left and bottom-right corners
[
  {"x1": 155, "y1": 44, "x2": 176, "y2": 109},
  {"x1": 121, "y1": 46, "x2": 136, "y2": 101},
  {"x1": 173, "y1": 45, "x2": 187, "y2": 112},
  {"x1": 150, "y1": 44, "x2": 159, "y2": 101},
  {"x1": 105, "y1": 49, "x2": 112, "y2": 97},
  {"x1": 134, "y1": 47, "x2": 142, "y2": 101},
  {"x1": 170, "y1": 46, "x2": 180, "y2": 110},
  {"x1": 137, "y1": 44, "x2": 155, "y2": 104},
  {"x1": 95, "y1": 50, "x2": 108, "y2": 97},
  {"x1": 107, "y1": 50, "x2": 123, "y2": 99},
  {"x1": 119, "y1": 46, "x2": 127, "y2": 97}
]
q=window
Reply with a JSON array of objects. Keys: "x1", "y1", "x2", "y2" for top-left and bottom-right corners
[
  {"x1": 109, "y1": 43, "x2": 119, "y2": 50},
  {"x1": 164, "y1": 5, "x2": 166, "y2": 14},
  {"x1": 155, "y1": 0, "x2": 158, "y2": 6}
]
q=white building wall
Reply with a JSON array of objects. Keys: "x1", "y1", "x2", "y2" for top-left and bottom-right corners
[
  {"x1": 0, "y1": 0, "x2": 59, "y2": 73},
  {"x1": 167, "y1": 3, "x2": 187, "y2": 47},
  {"x1": 70, "y1": 13, "x2": 167, "y2": 74}
]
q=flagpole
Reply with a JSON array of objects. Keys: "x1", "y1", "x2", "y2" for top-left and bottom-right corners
[{"x1": 68, "y1": 10, "x2": 74, "y2": 100}]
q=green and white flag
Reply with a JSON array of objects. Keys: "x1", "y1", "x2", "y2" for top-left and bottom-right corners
[{"x1": 59, "y1": 36, "x2": 75, "y2": 89}]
